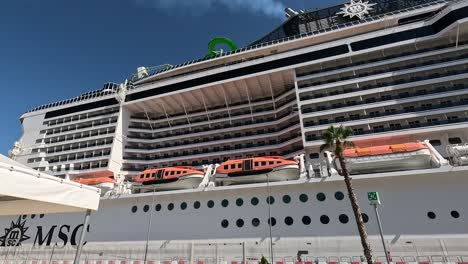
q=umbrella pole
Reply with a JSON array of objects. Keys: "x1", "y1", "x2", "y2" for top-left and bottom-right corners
[{"x1": 73, "y1": 209, "x2": 92, "y2": 264}]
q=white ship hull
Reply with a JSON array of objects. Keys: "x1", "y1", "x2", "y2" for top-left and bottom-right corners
[
  {"x1": 345, "y1": 149, "x2": 433, "y2": 175},
  {"x1": 1, "y1": 167, "x2": 468, "y2": 262},
  {"x1": 215, "y1": 165, "x2": 300, "y2": 185}
]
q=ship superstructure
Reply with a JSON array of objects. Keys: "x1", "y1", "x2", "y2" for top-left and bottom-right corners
[{"x1": 3, "y1": 0, "x2": 468, "y2": 262}]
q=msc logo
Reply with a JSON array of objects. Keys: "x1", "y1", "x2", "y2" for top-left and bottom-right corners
[
  {"x1": 337, "y1": 0, "x2": 376, "y2": 20},
  {"x1": 0, "y1": 217, "x2": 30, "y2": 247}
]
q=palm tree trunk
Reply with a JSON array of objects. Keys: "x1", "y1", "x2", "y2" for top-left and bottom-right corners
[{"x1": 338, "y1": 154, "x2": 374, "y2": 264}]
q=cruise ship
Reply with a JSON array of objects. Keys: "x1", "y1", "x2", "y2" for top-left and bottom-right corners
[{"x1": 2, "y1": 0, "x2": 468, "y2": 263}]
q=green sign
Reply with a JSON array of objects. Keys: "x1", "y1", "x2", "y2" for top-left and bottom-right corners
[{"x1": 367, "y1": 191, "x2": 381, "y2": 205}]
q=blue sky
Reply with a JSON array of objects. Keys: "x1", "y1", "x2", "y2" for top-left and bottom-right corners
[{"x1": 0, "y1": 0, "x2": 343, "y2": 155}]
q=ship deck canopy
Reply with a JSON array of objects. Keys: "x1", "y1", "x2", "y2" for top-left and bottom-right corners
[{"x1": 0, "y1": 154, "x2": 100, "y2": 216}]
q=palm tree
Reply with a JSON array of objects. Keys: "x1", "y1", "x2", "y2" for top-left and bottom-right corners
[{"x1": 320, "y1": 125, "x2": 374, "y2": 264}]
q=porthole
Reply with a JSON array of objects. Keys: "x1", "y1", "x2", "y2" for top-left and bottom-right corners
[
  {"x1": 339, "y1": 214, "x2": 349, "y2": 224},
  {"x1": 143, "y1": 205, "x2": 149, "y2": 212},
  {"x1": 299, "y1": 194, "x2": 308, "y2": 203},
  {"x1": 221, "y1": 199, "x2": 229, "y2": 207},
  {"x1": 40, "y1": 214, "x2": 45, "y2": 218},
  {"x1": 317, "y1": 193, "x2": 326, "y2": 201},
  {"x1": 282, "y1": 195, "x2": 291, "y2": 204},
  {"x1": 236, "y1": 198, "x2": 244, "y2": 207},
  {"x1": 180, "y1": 202, "x2": 187, "y2": 210},
  {"x1": 131, "y1": 206, "x2": 137, "y2": 213},
  {"x1": 284, "y1": 216, "x2": 294, "y2": 226},
  {"x1": 302, "y1": 216, "x2": 311, "y2": 225},
  {"x1": 167, "y1": 203, "x2": 174, "y2": 211},
  {"x1": 207, "y1": 200, "x2": 215, "y2": 208},
  {"x1": 194, "y1": 201, "x2": 201, "y2": 209},
  {"x1": 451, "y1": 210, "x2": 460, "y2": 219},
  {"x1": 268, "y1": 217, "x2": 277, "y2": 226},
  {"x1": 320, "y1": 215, "x2": 330, "y2": 224},
  {"x1": 31, "y1": 214, "x2": 36, "y2": 219},
  {"x1": 252, "y1": 218, "x2": 260, "y2": 227},
  {"x1": 221, "y1": 219, "x2": 229, "y2": 228},
  {"x1": 155, "y1": 204, "x2": 162, "y2": 211},
  {"x1": 266, "y1": 196, "x2": 275, "y2": 205},
  {"x1": 251, "y1": 197, "x2": 259, "y2": 206},
  {"x1": 427, "y1": 211, "x2": 436, "y2": 219},
  {"x1": 236, "y1": 219, "x2": 244, "y2": 228},
  {"x1": 362, "y1": 213, "x2": 369, "y2": 223},
  {"x1": 335, "y1": 191, "x2": 345, "y2": 200},
  {"x1": 22, "y1": 215, "x2": 27, "y2": 219}
]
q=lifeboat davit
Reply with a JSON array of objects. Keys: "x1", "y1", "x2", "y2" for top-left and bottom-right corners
[
  {"x1": 216, "y1": 156, "x2": 300, "y2": 185},
  {"x1": 134, "y1": 166, "x2": 204, "y2": 191},
  {"x1": 343, "y1": 142, "x2": 433, "y2": 174},
  {"x1": 73, "y1": 176, "x2": 116, "y2": 192}
]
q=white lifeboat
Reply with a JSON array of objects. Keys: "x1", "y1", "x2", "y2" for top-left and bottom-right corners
[{"x1": 342, "y1": 142, "x2": 433, "y2": 174}]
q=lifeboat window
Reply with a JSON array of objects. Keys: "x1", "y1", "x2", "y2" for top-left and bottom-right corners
[
  {"x1": 277, "y1": 161, "x2": 282, "y2": 164},
  {"x1": 299, "y1": 194, "x2": 308, "y2": 203},
  {"x1": 183, "y1": 171, "x2": 187, "y2": 173},
  {"x1": 429, "y1": 139, "x2": 442, "y2": 146},
  {"x1": 309, "y1": 153, "x2": 319, "y2": 159},
  {"x1": 180, "y1": 202, "x2": 187, "y2": 210},
  {"x1": 284, "y1": 216, "x2": 294, "y2": 226},
  {"x1": 317, "y1": 193, "x2": 326, "y2": 202},
  {"x1": 143, "y1": 205, "x2": 149, "y2": 212},
  {"x1": 207, "y1": 200, "x2": 215, "y2": 208},
  {"x1": 268, "y1": 217, "x2": 277, "y2": 227},
  {"x1": 266, "y1": 196, "x2": 275, "y2": 205},
  {"x1": 269, "y1": 161, "x2": 274, "y2": 165},
  {"x1": 167, "y1": 203, "x2": 174, "y2": 211},
  {"x1": 261, "y1": 161, "x2": 267, "y2": 166},
  {"x1": 230, "y1": 164, "x2": 236, "y2": 169},
  {"x1": 236, "y1": 198, "x2": 244, "y2": 207},
  {"x1": 237, "y1": 163, "x2": 242, "y2": 169},
  {"x1": 236, "y1": 219, "x2": 244, "y2": 228},
  {"x1": 335, "y1": 191, "x2": 345, "y2": 201},
  {"x1": 252, "y1": 218, "x2": 260, "y2": 227},
  {"x1": 165, "y1": 172, "x2": 169, "y2": 176},
  {"x1": 224, "y1": 165, "x2": 229, "y2": 170},
  {"x1": 221, "y1": 199, "x2": 229, "y2": 207},
  {"x1": 251, "y1": 197, "x2": 259, "y2": 206},
  {"x1": 139, "y1": 175, "x2": 144, "y2": 179},
  {"x1": 282, "y1": 195, "x2": 291, "y2": 204},
  {"x1": 176, "y1": 171, "x2": 181, "y2": 175},
  {"x1": 145, "y1": 173, "x2": 150, "y2": 178},
  {"x1": 427, "y1": 211, "x2": 436, "y2": 219},
  {"x1": 320, "y1": 215, "x2": 330, "y2": 224},
  {"x1": 302, "y1": 216, "x2": 311, "y2": 225},
  {"x1": 449, "y1": 137, "x2": 462, "y2": 144},
  {"x1": 151, "y1": 173, "x2": 156, "y2": 178},
  {"x1": 155, "y1": 204, "x2": 162, "y2": 211},
  {"x1": 451, "y1": 210, "x2": 460, "y2": 219},
  {"x1": 339, "y1": 214, "x2": 349, "y2": 224},
  {"x1": 362, "y1": 213, "x2": 369, "y2": 223},
  {"x1": 221, "y1": 219, "x2": 229, "y2": 228},
  {"x1": 193, "y1": 201, "x2": 201, "y2": 209}
]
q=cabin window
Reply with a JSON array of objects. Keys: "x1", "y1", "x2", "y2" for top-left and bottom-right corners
[
  {"x1": 230, "y1": 164, "x2": 236, "y2": 169},
  {"x1": 221, "y1": 219, "x2": 229, "y2": 228},
  {"x1": 451, "y1": 210, "x2": 460, "y2": 219},
  {"x1": 339, "y1": 214, "x2": 349, "y2": 224},
  {"x1": 320, "y1": 215, "x2": 330, "y2": 224},
  {"x1": 251, "y1": 218, "x2": 260, "y2": 227},
  {"x1": 284, "y1": 216, "x2": 294, "y2": 226},
  {"x1": 449, "y1": 137, "x2": 462, "y2": 144},
  {"x1": 429, "y1": 139, "x2": 442, "y2": 146},
  {"x1": 261, "y1": 161, "x2": 267, "y2": 166},
  {"x1": 302, "y1": 216, "x2": 311, "y2": 225},
  {"x1": 224, "y1": 165, "x2": 229, "y2": 170}
]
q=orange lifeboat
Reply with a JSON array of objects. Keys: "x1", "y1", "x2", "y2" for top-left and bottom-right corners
[
  {"x1": 216, "y1": 156, "x2": 299, "y2": 185},
  {"x1": 342, "y1": 142, "x2": 432, "y2": 174},
  {"x1": 134, "y1": 166, "x2": 205, "y2": 191},
  {"x1": 74, "y1": 176, "x2": 116, "y2": 185}
]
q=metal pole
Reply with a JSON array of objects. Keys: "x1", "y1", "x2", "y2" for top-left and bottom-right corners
[
  {"x1": 266, "y1": 174, "x2": 274, "y2": 263},
  {"x1": 242, "y1": 241, "x2": 246, "y2": 264},
  {"x1": 73, "y1": 209, "x2": 92, "y2": 264},
  {"x1": 144, "y1": 186, "x2": 156, "y2": 264},
  {"x1": 373, "y1": 204, "x2": 391, "y2": 263}
]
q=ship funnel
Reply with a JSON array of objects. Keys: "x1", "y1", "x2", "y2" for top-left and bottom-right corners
[{"x1": 285, "y1": 7, "x2": 298, "y2": 18}]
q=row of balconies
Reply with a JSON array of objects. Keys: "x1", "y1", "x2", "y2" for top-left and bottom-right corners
[
  {"x1": 42, "y1": 107, "x2": 119, "y2": 128},
  {"x1": 303, "y1": 96, "x2": 468, "y2": 129},
  {"x1": 43, "y1": 117, "x2": 118, "y2": 135},
  {"x1": 127, "y1": 110, "x2": 298, "y2": 141},
  {"x1": 299, "y1": 65, "x2": 468, "y2": 100},
  {"x1": 47, "y1": 150, "x2": 111, "y2": 164},
  {"x1": 301, "y1": 82, "x2": 468, "y2": 114},
  {"x1": 297, "y1": 50, "x2": 468, "y2": 88},
  {"x1": 122, "y1": 144, "x2": 304, "y2": 171},
  {"x1": 305, "y1": 115, "x2": 468, "y2": 142},
  {"x1": 124, "y1": 133, "x2": 301, "y2": 161},
  {"x1": 37, "y1": 127, "x2": 116, "y2": 145},
  {"x1": 126, "y1": 123, "x2": 300, "y2": 152},
  {"x1": 296, "y1": 40, "x2": 462, "y2": 77},
  {"x1": 44, "y1": 138, "x2": 114, "y2": 154},
  {"x1": 42, "y1": 160, "x2": 110, "y2": 173},
  {"x1": 130, "y1": 87, "x2": 295, "y2": 122}
]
